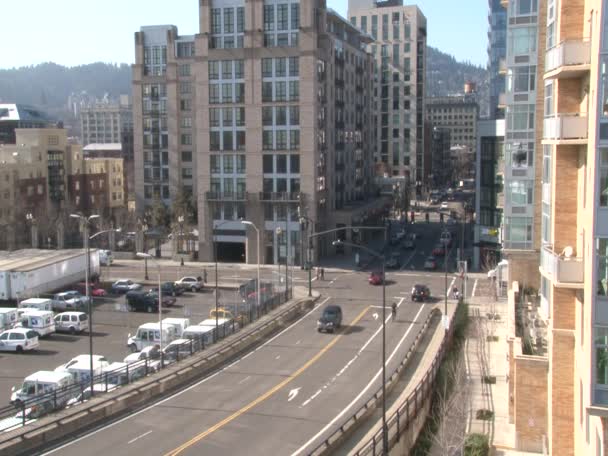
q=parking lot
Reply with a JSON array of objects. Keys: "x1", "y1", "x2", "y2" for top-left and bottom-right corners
[{"x1": 0, "y1": 287, "x2": 245, "y2": 403}]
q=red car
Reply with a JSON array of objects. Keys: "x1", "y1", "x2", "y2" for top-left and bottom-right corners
[
  {"x1": 432, "y1": 245, "x2": 446, "y2": 257},
  {"x1": 75, "y1": 282, "x2": 108, "y2": 297},
  {"x1": 368, "y1": 271, "x2": 384, "y2": 285}
]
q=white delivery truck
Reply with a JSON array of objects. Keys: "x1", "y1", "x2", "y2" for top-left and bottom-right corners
[
  {"x1": 198, "y1": 318, "x2": 234, "y2": 339},
  {"x1": 182, "y1": 325, "x2": 216, "y2": 348},
  {"x1": 10, "y1": 371, "x2": 74, "y2": 406},
  {"x1": 0, "y1": 307, "x2": 19, "y2": 330},
  {"x1": 16, "y1": 310, "x2": 56, "y2": 337},
  {"x1": 127, "y1": 322, "x2": 179, "y2": 352},
  {"x1": 0, "y1": 249, "x2": 100, "y2": 301},
  {"x1": 60, "y1": 358, "x2": 110, "y2": 385},
  {"x1": 18, "y1": 298, "x2": 53, "y2": 312}
]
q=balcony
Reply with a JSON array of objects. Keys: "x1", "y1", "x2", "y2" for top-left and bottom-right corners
[
  {"x1": 206, "y1": 191, "x2": 248, "y2": 202},
  {"x1": 539, "y1": 245, "x2": 584, "y2": 288},
  {"x1": 498, "y1": 58, "x2": 507, "y2": 76},
  {"x1": 500, "y1": 0, "x2": 509, "y2": 8},
  {"x1": 545, "y1": 40, "x2": 591, "y2": 79},
  {"x1": 498, "y1": 93, "x2": 507, "y2": 109},
  {"x1": 543, "y1": 114, "x2": 588, "y2": 144},
  {"x1": 258, "y1": 192, "x2": 301, "y2": 202}
]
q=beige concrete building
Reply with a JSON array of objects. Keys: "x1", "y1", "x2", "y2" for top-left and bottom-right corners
[
  {"x1": 134, "y1": 0, "x2": 378, "y2": 264},
  {"x1": 348, "y1": 0, "x2": 426, "y2": 186}
]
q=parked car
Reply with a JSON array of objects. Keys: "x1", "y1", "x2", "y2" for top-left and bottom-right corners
[
  {"x1": 174, "y1": 277, "x2": 202, "y2": 292},
  {"x1": 55, "y1": 355, "x2": 110, "y2": 384},
  {"x1": 368, "y1": 271, "x2": 384, "y2": 285},
  {"x1": 128, "y1": 323, "x2": 179, "y2": 352},
  {"x1": 0, "y1": 328, "x2": 39, "y2": 353},
  {"x1": 55, "y1": 354, "x2": 109, "y2": 373},
  {"x1": 432, "y1": 244, "x2": 446, "y2": 257},
  {"x1": 125, "y1": 291, "x2": 159, "y2": 313},
  {"x1": 423, "y1": 256, "x2": 438, "y2": 270},
  {"x1": 53, "y1": 291, "x2": 90, "y2": 312},
  {"x1": 18, "y1": 298, "x2": 52, "y2": 312},
  {"x1": 15, "y1": 310, "x2": 56, "y2": 337},
  {"x1": 123, "y1": 346, "x2": 161, "y2": 373},
  {"x1": 162, "y1": 339, "x2": 195, "y2": 363},
  {"x1": 10, "y1": 371, "x2": 74, "y2": 406},
  {"x1": 75, "y1": 282, "x2": 107, "y2": 297},
  {"x1": 440, "y1": 202, "x2": 449, "y2": 210},
  {"x1": 161, "y1": 282, "x2": 184, "y2": 297},
  {"x1": 54, "y1": 312, "x2": 89, "y2": 334},
  {"x1": 146, "y1": 291, "x2": 176, "y2": 307},
  {"x1": 111, "y1": 279, "x2": 142, "y2": 294},
  {"x1": 0, "y1": 308, "x2": 19, "y2": 331},
  {"x1": 411, "y1": 284, "x2": 431, "y2": 302},
  {"x1": 317, "y1": 305, "x2": 343, "y2": 333}
]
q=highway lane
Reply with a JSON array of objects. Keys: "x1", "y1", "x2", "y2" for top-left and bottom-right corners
[{"x1": 44, "y1": 268, "x2": 442, "y2": 456}]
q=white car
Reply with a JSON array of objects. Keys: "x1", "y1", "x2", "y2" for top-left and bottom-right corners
[
  {"x1": 123, "y1": 345, "x2": 161, "y2": 372},
  {"x1": 0, "y1": 407, "x2": 39, "y2": 432},
  {"x1": 440, "y1": 202, "x2": 449, "y2": 210},
  {"x1": 175, "y1": 276, "x2": 202, "y2": 292},
  {"x1": 54, "y1": 312, "x2": 89, "y2": 334},
  {"x1": 0, "y1": 328, "x2": 39, "y2": 352},
  {"x1": 111, "y1": 279, "x2": 143, "y2": 294}
]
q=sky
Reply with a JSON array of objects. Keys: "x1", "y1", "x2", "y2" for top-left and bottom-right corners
[{"x1": 1, "y1": 0, "x2": 488, "y2": 70}]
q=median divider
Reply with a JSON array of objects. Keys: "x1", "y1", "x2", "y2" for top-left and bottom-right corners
[{"x1": 0, "y1": 287, "x2": 319, "y2": 456}]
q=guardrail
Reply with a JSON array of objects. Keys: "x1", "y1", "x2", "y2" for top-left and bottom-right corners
[
  {"x1": 0, "y1": 288, "x2": 294, "y2": 436},
  {"x1": 307, "y1": 307, "x2": 445, "y2": 456}
]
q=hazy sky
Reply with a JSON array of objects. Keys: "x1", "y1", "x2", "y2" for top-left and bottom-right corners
[{"x1": 1, "y1": 0, "x2": 488, "y2": 69}]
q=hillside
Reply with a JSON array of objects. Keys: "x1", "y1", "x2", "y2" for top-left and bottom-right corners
[{"x1": 0, "y1": 48, "x2": 489, "y2": 121}]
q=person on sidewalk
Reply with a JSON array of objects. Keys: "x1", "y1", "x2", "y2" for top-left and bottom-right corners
[
  {"x1": 391, "y1": 302, "x2": 397, "y2": 321},
  {"x1": 203, "y1": 268, "x2": 208, "y2": 284},
  {"x1": 320, "y1": 268, "x2": 325, "y2": 280}
]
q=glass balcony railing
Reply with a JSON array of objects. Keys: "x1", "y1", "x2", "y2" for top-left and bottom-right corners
[
  {"x1": 540, "y1": 245, "x2": 584, "y2": 287},
  {"x1": 543, "y1": 114, "x2": 588, "y2": 143},
  {"x1": 545, "y1": 40, "x2": 591, "y2": 77}
]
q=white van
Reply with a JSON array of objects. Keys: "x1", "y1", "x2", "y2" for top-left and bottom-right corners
[
  {"x1": 127, "y1": 322, "x2": 178, "y2": 352},
  {"x1": 199, "y1": 318, "x2": 234, "y2": 339},
  {"x1": 18, "y1": 298, "x2": 52, "y2": 312},
  {"x1": 182, "y1": 325, "x2": 216, "y2": 348},
  {"x1": 61, "y1": 358, "x2": 111, "y2": 385},
  {"x1": 16, "y1": 310, "x2": 55, "y2": 337},
  {"x1": 54, "y1": 312, "x2": 89, "y2": 334},
  {"x1": 0, "y1": 308, "x2": 19, "y2": 331},
  {"x1": 161, "y1": 318, "x2": 191, "y2": 337},
  {"x1": 10, "y1": 371, "x2": 74, "y2": 406}
]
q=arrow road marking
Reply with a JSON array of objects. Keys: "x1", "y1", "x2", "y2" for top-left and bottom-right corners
[
  {"x1": 288, "y1": 387, "x2": 301, "y2": 402},
  {"x1": 372, "y1": 313, "x2": 379, "y2": 320}
]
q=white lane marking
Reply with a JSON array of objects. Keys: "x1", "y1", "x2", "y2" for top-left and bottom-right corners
[
  {"x1": 127, "y1": 430, "x2": 152, "y2": 445},
  {"x1": 448, "y1": 277, "x2": 456, "y2": 296},
  {"x1": 301, "y1": 389, "x2": 322, "y2": 407},
  {"x1": 288, "y1": 387, "x2": 301, "y2": 402},
  {"x1": 329, "y1": 279, "x2": 336, "y2": 285},
  {"x1": 399, "y1": 249, "x2": 418, "y2": 271},
  {"x1": 295, "y1": 340, "x2": 301, "y2": 345},
  {"x1": 42, "y1": 296, "x2": 332, "y2": 455},
  {"x1": 275, "y1": 355, "x2": 281, "y2": 360},
  {"x1": 299, "y1": 298, "x2": 406, "y2": 409},
  {"x1": 471, "y1": 279, "x2": 478, "y2": 297},
  {"x1": 238, "y1": 375, "x2": 251, "y2": 385},
  {"x1": 291, "y1": 303, "x2": 425, "y2": 456}
]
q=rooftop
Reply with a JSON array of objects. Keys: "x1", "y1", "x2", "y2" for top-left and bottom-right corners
[
  {"x1": 0, "y1": 104, "x2": 55, "y2": 124},
  {"x1": 0, "y1": 249, "x2": 94, "y2": 273},
  {"x1": 83, "y1": 143, "x2": 122, "y2": 152}
]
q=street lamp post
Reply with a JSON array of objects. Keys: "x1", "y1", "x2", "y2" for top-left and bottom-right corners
[
  {"x1": 333, "y1": 239, "x2": 388, "y2": 454},
  {"x1": 178, "y1": 215, "x2": 185, "y2": 266},
  {"x1": 142, "y1": 223, "x2": 149, "y2": 280},
  {"x1": 213, "y1": 220, "x2": 231, "y2": 337},
  {"x1": 70, "y1": 213, "x2": 100, "y2": 397},
  {"x1": 241, "y1": 220, "x2": 261, "y2": 321},
  {"x1": 136, "y1": 252, "x2": 163, "y2": 365},
  {"x1": 441, "y1": 230, "x2": 450, "y2": 334}
]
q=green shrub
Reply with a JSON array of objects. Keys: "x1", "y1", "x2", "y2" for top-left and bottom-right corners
[
  {"x1": 464, "y1": 433, "x2": 489, "y2": 456},
  {"x1": 482, "y1": 376, "x2": 496, "y2": 384},
  {"x1": 475, "y1": 409, "x2": 494, "y2": 420}
]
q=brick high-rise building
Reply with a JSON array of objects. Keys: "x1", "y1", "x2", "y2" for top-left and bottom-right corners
[{"x1": 134, "y1": 0, "x2": 379, "y2": 264}]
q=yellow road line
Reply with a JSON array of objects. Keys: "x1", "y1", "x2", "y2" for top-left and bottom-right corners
[{"x1": 165, "y1": 305, "x2": 370, "y2": 456}]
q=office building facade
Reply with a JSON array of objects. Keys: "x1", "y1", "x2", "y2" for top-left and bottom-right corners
[{"x1": 488, "y1": 0, "x2": 507, "y2": 119}]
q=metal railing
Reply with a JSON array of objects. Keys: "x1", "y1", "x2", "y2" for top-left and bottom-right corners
[
  {"x1": 308, "y1": 306, "x2": 454, "y2": 456},
  {"x1": 0, "y1": 287, "x2": 294, "y2": 434}
]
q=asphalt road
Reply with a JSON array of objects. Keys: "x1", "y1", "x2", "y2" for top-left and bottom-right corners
[
  {"x1": 42, "y1": 227, "x2": 461, "y2": 455},
  {"x1": 0, "y1": 289, "x2": 241, "y2": 403}
]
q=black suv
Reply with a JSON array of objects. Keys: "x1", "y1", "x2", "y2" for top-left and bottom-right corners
[
  {"x1": 161, "y1": 282, "x2": 184, "y2": 297},
  {"x1": 317, "y1": 305, "x2": 343, "y2": 333},
  {"x1": 411, "y1": 284, "x2": 431, "y2": 302},
  {"x1": 125, "y1": 291, "x2": 159, "y2": 313}
]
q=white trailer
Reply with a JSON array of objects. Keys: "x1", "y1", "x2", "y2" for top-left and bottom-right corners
[{"x1": 0, "y1": 249, "x2": 100, "y2": 301}]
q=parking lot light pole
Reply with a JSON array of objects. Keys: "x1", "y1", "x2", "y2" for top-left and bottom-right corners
[
  {"x1": 333, "y1": 239, "x2": 388, "y2": 454},
  {"x1": 70, "y1": 213, "x2": 100, "y2": 396},
  {"x1": 241, "y1": 221, "x2": 260, "y2": 321},
  {"x1": 137, "y1": 253, "x2": 163, "y2": 365},
  {"x1": 442, "y1": 232, "x2": 450, "y2": 334},
  {"x1": 213, "y1": 220, "x2": 231, "y2": 337}
]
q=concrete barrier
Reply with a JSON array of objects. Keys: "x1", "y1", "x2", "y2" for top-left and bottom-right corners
[{"x1": 0, "y1": 292, "x2": 318, "y2": 456}]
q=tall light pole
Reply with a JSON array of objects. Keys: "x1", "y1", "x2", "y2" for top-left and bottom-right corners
[
  {"x1": 213, "y1": 220, "x2": 231, "y2": 337},
  {"x1": 178, "y1": 215, "x2": 185, "y2": 266},
  {"x1": 333, "y1": 239, "x2": 388, "y2": 454},
  {"x1": 442, "y1": 230, "x2": 450, "y2": 334},
  {"x1": 70, "y1": 213, "x2": 100, "y2": 396},
  {"x1": 241, "y1": 220, "x2": 260, "y2": 321},
  {"x1": 142, "y1": 223, "x2": 149, "y2": 280},
  {"x1": 136, "y1": 252, "x2": 163, "y2": 365}
]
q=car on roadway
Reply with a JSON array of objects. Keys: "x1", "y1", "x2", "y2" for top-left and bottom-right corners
[
  {"x1": 432, "y1": 244, "x2": 446, "y2": 257},
  {"x1": 54, "y1": 312, "x2": 89, "y2": 334},
  {"x1": 0, "y1": 328, "x2": 39, "y2": 353},
  {"x1": 111, "y1": 279, "x2": 142, "y2": 294},
  {"x1": 161, "y1": 282, "x2": 184, "y2": 297},
  {"x1": 440, "y1": 202, "x2": 449, "y2": 211},
  {"x1": 368, "y1": 271, "x2": 384, "y2": 285},
  {"x1": 175, "y1": 276, "x2": 203, "y2": 292},
  {"x1": 411, "y1": 284, "x2": 431, "y2": 302},
  {"x1": 386, "y1": 253, "x2": 401, "y2": 269},
  {"x1": 424, "y1": 256, "x2": 438, "y2": 270},
  {"x1": 317, "y1": 305, "x2": 343, "y2": 333}
]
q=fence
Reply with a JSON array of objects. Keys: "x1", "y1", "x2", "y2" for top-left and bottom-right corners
[
  {"x1": 0, "y1": 287, "x2": 293, "y2": 433},
  {"x1": 308, "y1": 304, "x2": 458, "y2": 456}
]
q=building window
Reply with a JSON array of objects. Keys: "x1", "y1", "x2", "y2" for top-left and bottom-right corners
[
  {"x1": 601, "y1": 149, "x2": 608, "y2": 206},
  {"x1": 182, "y1": 151, "x2": 192, "y2": 162},
  {"x1": 508, "y1": 65, "x2": 536, "y2": 93},
  {"x1": 598, "y1": 239, "x2": 608, "y2": 296},
  {"x1": 509, "y1": 26, "x2": 537, "y2": 56},
  {"x1": 505, "y1": 216, "x2": 533, "y2": 248},
  {"x1": 594, "y1": 327, "x2": 608, "y2": 403},
  {"x1": 178, "y1": 64, "x2": 191, "y2": 77},
  {"x1": 264, "y1": 1, "x2": 299, "y2": 47},
  {"x1": 210, "y1": 6, "x2": 244, "y2": 49}
]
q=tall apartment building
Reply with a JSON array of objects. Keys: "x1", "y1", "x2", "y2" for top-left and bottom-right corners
[
  {"x1": 80, "y1": 96, "x2": 132, "y2": 146},
  {"x1": 133, "y1": 26, "x2": 197, "y2": 207},
  {"x1": 488, "y1": 0, "x2": 507, "y2": 120},
  {"x1": 134, "y1": 1, "x2": 377, "y2": 265},
  {"x1": 430, "y1": 126, "x2": 451, "y2": 189},
  {"x1": 348, "y1": 0, "x2": 426, "y2": 185},
  {"x1": 501, "y1": 0, "x2": 545, "y2": 287}
]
